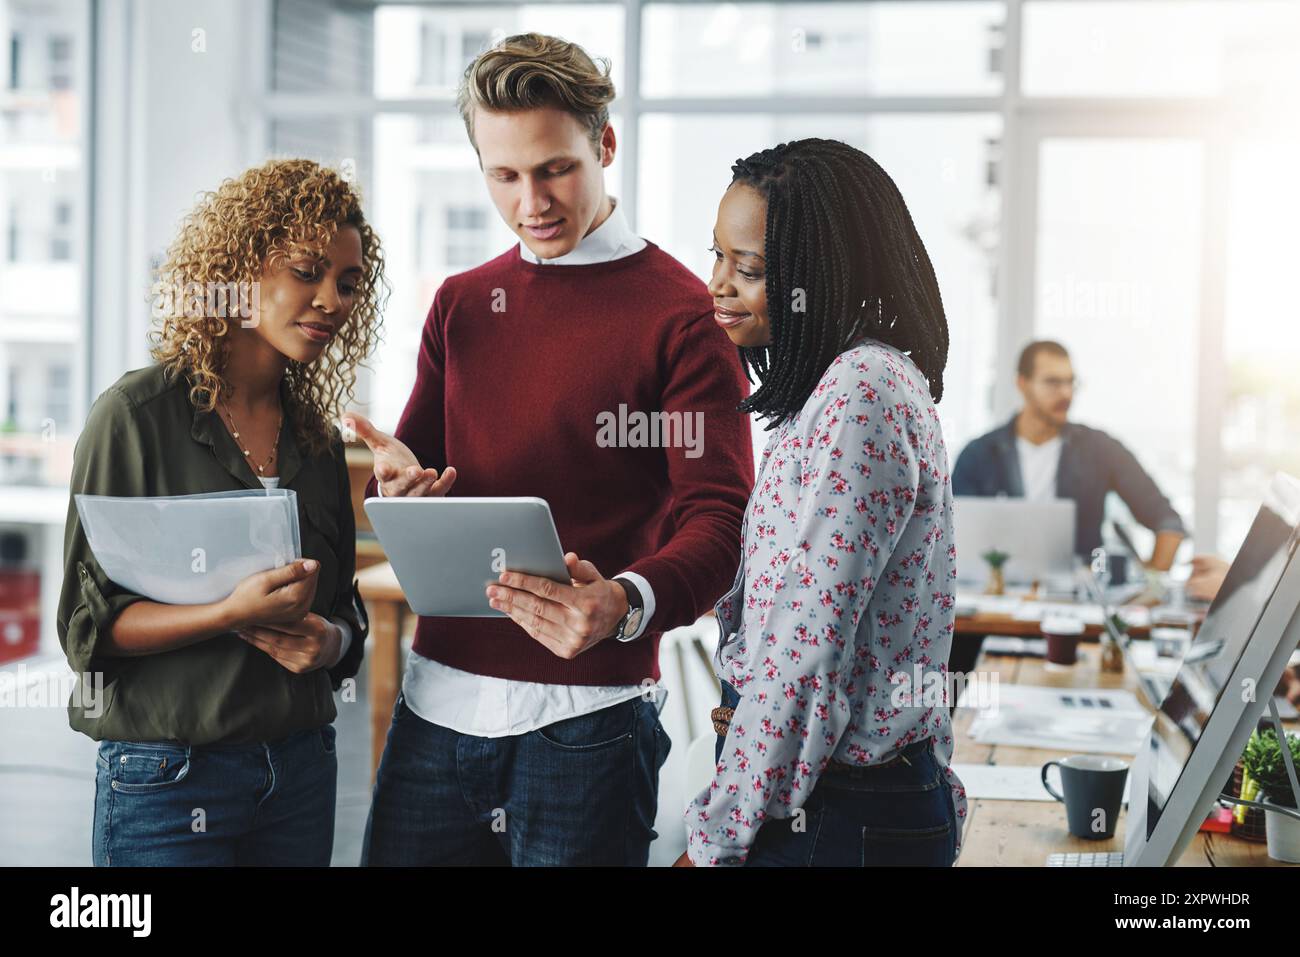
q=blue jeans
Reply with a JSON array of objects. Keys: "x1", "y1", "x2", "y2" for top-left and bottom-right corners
[
  {"x1": 92, "y1": 725, "x2": 337, "y2": 866},
  {"x1": 715, "y1": 682, "x2": 957, "y2": 867},
  {"x1": 361, "y1": 691, "x2": 670, "y2": 866}
]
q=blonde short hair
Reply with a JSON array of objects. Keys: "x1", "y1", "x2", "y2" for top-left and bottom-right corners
[{"x1": 457, "y1": 32, "x2": 615, "y2": 154}]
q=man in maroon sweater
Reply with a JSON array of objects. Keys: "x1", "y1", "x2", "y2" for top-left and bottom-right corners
[{"x1": 350, "y1": 33, "x2": 753, "y2": 865}]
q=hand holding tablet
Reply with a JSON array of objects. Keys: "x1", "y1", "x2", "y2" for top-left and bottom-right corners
[
  {"x1": 487, "y1": 552, "x2": 631, "y2": 660},
  {"x1": 364, "y1": 496, "x2": 570, "y2": 617},
  {"x1": 352, "y1": 415, "x2": 633, "y2": 656}
]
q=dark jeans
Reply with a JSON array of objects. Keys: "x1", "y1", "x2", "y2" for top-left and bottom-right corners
[
  {"x1": 92, "y1": 725, "x2": 337, "y2": 866},
  {"x1": 715, "y1": 682, "x2": 957, "y2": 867},
  {"x1": 361, "y1": 691, "x2": 671, "y2": 866}
]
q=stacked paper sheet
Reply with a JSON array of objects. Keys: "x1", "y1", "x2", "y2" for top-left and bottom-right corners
[{"x1": 75, "y1": 489, "x2": 301, "y2": 605}]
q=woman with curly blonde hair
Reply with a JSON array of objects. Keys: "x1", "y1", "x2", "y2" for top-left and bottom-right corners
[{"x1": 58, "y1": 158, "x2": 385, "y2": 866}]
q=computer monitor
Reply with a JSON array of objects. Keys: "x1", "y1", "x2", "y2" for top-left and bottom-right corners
[
  {"x1": 953, "y1": 497, "x2": 1076, "y2": 587},
  {"x1": 1077, "y1": 552, "x2": 1172, "y2": 710},
  {"x1": 1123, "y1": 473, "x2": 1300, "y2": 866}
]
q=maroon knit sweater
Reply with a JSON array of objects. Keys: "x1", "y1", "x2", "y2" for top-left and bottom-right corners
[{"x1": 367, "y1": 242, "x2": 755, "y2": 685}]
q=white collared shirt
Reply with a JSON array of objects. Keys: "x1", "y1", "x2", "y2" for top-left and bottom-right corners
[
  {"x1": 401, "y1": 196, "x2": 659, "y2": 738},
  {"x1": 516, "y1": 194, "x2": 646, "y2": 266}
]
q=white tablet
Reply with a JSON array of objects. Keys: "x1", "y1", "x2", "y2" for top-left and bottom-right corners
[{"x1": 363, "y1": 496, "x2": 570, "y2": 617}]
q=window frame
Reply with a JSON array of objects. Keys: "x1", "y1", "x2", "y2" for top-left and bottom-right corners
[{"x1": 214, "y1": 0, "x2": 1276, "y2": 552}]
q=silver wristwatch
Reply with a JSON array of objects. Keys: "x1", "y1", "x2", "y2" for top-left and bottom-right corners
[{"x1": 610, "y1": 578, "x2": 645, "y2": 642}]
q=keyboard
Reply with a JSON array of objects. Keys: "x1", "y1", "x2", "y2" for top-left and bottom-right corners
[{"x1": 1046, "y1": 851, "x2": 1125, "y2": 867}]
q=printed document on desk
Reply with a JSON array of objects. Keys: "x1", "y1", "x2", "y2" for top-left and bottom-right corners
[
  {"x1": 1011, "y1": 601, "x2": 1152, "y2": 629},
  {"x1": 957, "y1": 683, "x2": 1151, "y2": 754},
  {"x1": 951, "y1": 763, "x2": 1133, "y2": 802},
  {"x1": 75, "y1": 489, "x2": 302, "y2": 605}
]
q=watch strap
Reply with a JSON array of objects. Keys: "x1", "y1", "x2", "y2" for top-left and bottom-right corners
[{"x1": 612, "y1": 577, "x2": 644, "y2": 641}]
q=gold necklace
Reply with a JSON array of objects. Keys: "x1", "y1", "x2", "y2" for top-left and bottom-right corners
[{"x1": 219, "y1": 400, "x2": 283, "y2": 477}]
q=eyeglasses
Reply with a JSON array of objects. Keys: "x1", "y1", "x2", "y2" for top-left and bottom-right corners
[{"x1": 1036, "y1": 376, "x2": 1080, "y2": 393}]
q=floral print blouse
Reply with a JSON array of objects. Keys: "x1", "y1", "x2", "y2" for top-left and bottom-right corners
[{"x1": 685, "y1": 340, "x2": 968, "y2": 866}]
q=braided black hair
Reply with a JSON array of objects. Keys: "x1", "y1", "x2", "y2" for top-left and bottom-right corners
[{"x1": 730, "y1": 138, "x2": 949, "y2": 427}]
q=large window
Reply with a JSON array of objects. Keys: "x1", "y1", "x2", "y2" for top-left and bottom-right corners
[
  {"x1": 1014, "y1": 0, "x2": 1300, "y2": 557},
  {"x1": 641, "y1": 1, "x2": 1005, "y2": 97},
  {"x1": 267, "y1": 2, "x2": 625, "y2": 429},
  {"x1": 638, "y1": 111, "x2": 1000, "y2": 456},
  {"x1": 256, "y1": 0, "x2": 1299, "y2": 555},
  {"x1": 0, "y1": 0, "x2": 87, "y2": 487},
  {"x1": 1028, "y1": 133, "x2": 1203, "y2": 551},
  {"x1": 265, "y1": 0, "x2": 1002, "y2": 459},
  {"x1": 1022, "y1": 0, "x2": 1300, "y2": 98},
  {"x1": 1220, "y1": 138, "x2": 1300, "y2": 555}
]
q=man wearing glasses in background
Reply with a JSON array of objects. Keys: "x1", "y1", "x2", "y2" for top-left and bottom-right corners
[{"x1": 952, "y1": 339, "x2": 1186, "y2": 571}]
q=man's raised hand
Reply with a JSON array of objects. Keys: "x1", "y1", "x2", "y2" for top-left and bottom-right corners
[{"x1": 344, "y1": 412, "x2": 457, "y2": 498}]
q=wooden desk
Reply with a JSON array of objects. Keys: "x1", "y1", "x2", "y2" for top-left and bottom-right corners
[
  {"x1": 955, "y1": 614, "x2": 1141, "y2": 640},
  {"x1": 954, "y1": 647, "x2": 1296, "y2": 866},
  {"x1": 356, "y1": 560, "x2": 407, "y2": 783},
  {"x1": 955, "y1": 600, "x2": 1156, "y2": 640}
]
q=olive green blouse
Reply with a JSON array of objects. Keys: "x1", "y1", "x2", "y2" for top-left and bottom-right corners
[{"x1": 57, "y1": 364, "x2": 368, "y2": 745}]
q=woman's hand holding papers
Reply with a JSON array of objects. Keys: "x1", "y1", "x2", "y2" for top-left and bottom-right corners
[
  {"x1": 225, "y1": 560, "x2": 345, "y2": 673},
  {"x1": 106, "y1": 559, "x2": 321, "y2": 658},
  {"x1": 222, "y1": 559, "x2": 320, "y2": 628},
  {"x1": 345, "y1": 413, "x2": 457, "y2": 498}
]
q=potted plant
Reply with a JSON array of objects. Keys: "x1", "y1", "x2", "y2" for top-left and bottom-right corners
[
  {"x1": 1241, "y1": 728, "x2": 1300, "y2": 862},
  {"x1": 981, "y1": 549, "x2": 1010, "y2": 596}
]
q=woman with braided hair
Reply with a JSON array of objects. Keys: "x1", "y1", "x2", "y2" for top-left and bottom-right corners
[{"x1": 678, "y1": 138, "x2": 967, "y2": 866}]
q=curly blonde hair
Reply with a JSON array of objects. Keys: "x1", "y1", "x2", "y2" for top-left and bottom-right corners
[{"x1": 150, "y1": 158, "x2": 386, "y2": 455}]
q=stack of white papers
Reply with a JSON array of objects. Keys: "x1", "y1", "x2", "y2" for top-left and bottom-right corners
[
  {"x1": 950, "y1": 762, "x2": 1132, "y2": 802},
  {"x1": 75, "y1": 490, "x2": 301, "y2": 605},
  {"x1": 1010, "y1": 601, "x2": 1152, "y2": 629},
  {"x1": 955, "y1": 593, "x2": 1024, "y2": 616},
  {"x1": 957, "y1": 683, "x2": 1151, "y2": 754},
  {"x1": 953, "y1": 591, "x2": 1152, "y2": 629},
  {"x1": 980, "y1": 635, "x2": 1047, "y2": 657}
]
